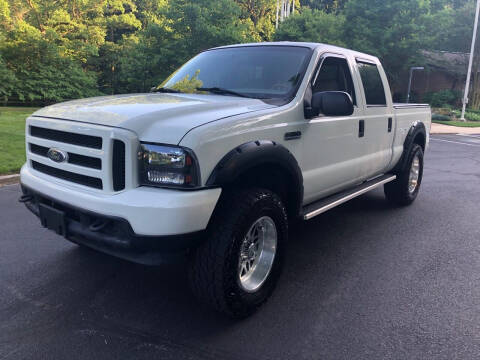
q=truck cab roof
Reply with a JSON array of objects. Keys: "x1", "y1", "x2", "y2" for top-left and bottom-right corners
[{"x1": 210, "y1": 41, "x2": 380, "y2": 64}]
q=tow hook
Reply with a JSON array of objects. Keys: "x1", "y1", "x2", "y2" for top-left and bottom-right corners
[
  {"x1": 89, "y1": 219, "x2": 109, "y2": 232},
  {"x1": 18, "y1": 194, "x2": 34, "y2": 203}
]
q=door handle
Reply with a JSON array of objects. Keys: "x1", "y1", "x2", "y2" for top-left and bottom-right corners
[
  {"x1": 388, "y1": 117, "x2": 392, "y2": 132},
  {"x1": 359, "y1": 120, "x2": 365, "y2": 138},
  {"x1": 284, "y1": 131, "x2": 302, "y2": 141}
]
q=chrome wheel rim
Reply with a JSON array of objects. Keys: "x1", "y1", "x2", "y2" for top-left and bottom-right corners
[
  {"x1": 408, "y1": 154, "x2": 420, "y2": 193},
  {"x1": 238, "y1": 216, "x2": 277, "y2": 292}
]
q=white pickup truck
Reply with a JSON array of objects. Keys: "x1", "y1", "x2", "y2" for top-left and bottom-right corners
[{"x1": 20, "y1": 42, "x2": 431, "y2": 317}]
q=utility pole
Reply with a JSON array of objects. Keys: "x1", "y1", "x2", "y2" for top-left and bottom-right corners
[{"x1": 461, "y1": 0, "x2": 480, "y2": 121}]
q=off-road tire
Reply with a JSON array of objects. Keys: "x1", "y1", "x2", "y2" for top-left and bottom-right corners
[
  {"x1": 188, "y1": 188, "x2": 288, "y2": 318},
  {"x1": 384, "y1": 144, "x2": 424, "y2": 206}
]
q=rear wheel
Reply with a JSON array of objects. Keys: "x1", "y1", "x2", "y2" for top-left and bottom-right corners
[
  {"x1": 188, "y1": 188, "x2": 288, "y2": 318},
  {"x1": 384, "y1": 144, "x2": 424, "y2": 206}
]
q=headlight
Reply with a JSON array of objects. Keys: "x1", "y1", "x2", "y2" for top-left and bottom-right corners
[{"x1": 139, "y1": 143, "x2": 200, "y2": 188}]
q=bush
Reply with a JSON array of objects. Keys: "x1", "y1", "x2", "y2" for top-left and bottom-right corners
[
  {"x1": 1, "y1": 31, "x2": 101, "y2": 104},
  {"x1": 465, "y1": 112, "x2": 480, "y2": 121},
  {"x1": 423, "y1": 90, "x2": 461, "y2": 108},
  {"x1": 452, "y1": 110, "x2": 480, "y2": 121},
  {"x1": 432, "y1": 114, "x2": 451, "y2": 121}
]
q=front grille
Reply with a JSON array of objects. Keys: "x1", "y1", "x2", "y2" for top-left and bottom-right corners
[
  {"x1": 27, "y1": 119, "x2": 135, "y2": 193},
  {"x1": 30, "y1": 126, "x2": 102, "y2": 149},
  {"x1": 29, "y1": 143, "x2": 101, "y2": 170},
  {"x1": 32, "y1": 161, "x2": 103, "y2": 189},
  {"x1": 112, "y1": 140, "x2": 126, "y2": 191}
]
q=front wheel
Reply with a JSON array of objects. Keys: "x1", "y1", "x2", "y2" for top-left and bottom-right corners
[
  {"x1": 188, "y1": 188, "x2": 288, "y2": 318},
  {"x1": 384, "y1": 144, "x2": 424, "y2": 206}
]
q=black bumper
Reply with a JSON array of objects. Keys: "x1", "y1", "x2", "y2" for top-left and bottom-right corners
[{"x1": 20, "y1": 185, "x2": 205, "y2": 265}]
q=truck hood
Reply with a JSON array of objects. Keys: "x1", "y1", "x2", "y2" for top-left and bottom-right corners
[{"x1": 32, "y1": 93, "x2": 276, "y2": 144}]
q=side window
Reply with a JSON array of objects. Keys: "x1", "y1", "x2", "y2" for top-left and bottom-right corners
[
  {"x1": 357, "y1": 61, "x2": 387, "y2": 106},
  {"x1": 312, "y1": 57, "x2": 356, "y2": 105}
]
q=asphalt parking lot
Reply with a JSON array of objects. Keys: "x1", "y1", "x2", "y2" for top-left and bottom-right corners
[{"x1": 1, "y1": 134, "x2": 480, "y2": 360}]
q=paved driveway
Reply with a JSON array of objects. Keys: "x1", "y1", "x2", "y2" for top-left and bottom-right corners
[{"x1": 1, "y1": 134, "x2": 479, "y2": 359}]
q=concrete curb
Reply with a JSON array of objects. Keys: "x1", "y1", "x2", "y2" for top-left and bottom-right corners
[
  {"x1": 0, "y1": 174, "x2": 20, "y2": 186},
  {"x1": 431, "y1": 122, "x2": 480, "y2": 135}
]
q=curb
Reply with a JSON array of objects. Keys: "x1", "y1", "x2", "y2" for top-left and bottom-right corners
[
  {"x1": 0, "y1": 174, "x2": 20, "y2": 186},
  {"x1": 431, "y1": 123, "x2": 480, "y2": 135}
]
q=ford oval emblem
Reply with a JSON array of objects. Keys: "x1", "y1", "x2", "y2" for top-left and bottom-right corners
[{"x1": 47, "y1": 148, "x2": 68, "y2": 163}]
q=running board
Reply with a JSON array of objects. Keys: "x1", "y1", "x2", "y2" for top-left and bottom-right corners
[{"x1": 302, "y1": 174, "x2": 396, "y2": 220}]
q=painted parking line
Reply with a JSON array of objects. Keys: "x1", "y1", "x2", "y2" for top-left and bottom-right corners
[
  {"x1": 456, "y1": 133, "x2": 480, "y2": 139},
  {"x1": 430, "y1": 137, "x2": 480, "y2": 147}
]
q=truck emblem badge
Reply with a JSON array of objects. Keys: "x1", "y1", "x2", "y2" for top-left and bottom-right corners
[{"x1": 47, "y1": 148, "x2": 68, "y2": 163}]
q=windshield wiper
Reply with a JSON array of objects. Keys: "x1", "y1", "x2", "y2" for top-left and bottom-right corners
[
  {"x1": 196, "y1": 87, "x2": 250, "y2": 98},
  {"x1": 151, "y1": 87, "x2": 183, "y2": 94}
]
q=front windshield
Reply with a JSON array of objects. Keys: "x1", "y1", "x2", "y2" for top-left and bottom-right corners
[{"x1": 159, "y1": 46, "x2": 313, "y2": 100}]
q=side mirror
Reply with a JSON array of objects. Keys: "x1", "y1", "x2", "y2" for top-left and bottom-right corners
[{"x1": 311, "y1": 91, "x2": 354, "y2": 117}]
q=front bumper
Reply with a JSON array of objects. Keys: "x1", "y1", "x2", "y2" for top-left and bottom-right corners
[
  {"x1": 20, "y1": 165, "x2": 222, "y2": 264},
  {"x1": 20, "y1": 165, "x2": 222, "y2": 236}
]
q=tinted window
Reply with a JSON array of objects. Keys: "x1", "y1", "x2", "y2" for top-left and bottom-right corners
[
  {"x1": 357, "y1": 62, "x2": 387, "y2": 105},
  {"x1": 313, "y1": 57, "x2": 356, "y2": 104},
  {"x1": 161, "y1": 46, "x2": 312, "y2": 100}
]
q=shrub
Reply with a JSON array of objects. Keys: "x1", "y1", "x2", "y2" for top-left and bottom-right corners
[
  {"x1": 423, "y1": 90, "x2": 461, "y2": 108},
  {"x1": 432, "y1": 114, "x2": 451, "y2": 121},
  {"x1": 452, "y1": 109, "x2": 480, "y2": 121},
  {"x1": 465, "y1": 112, "x2": 480, "y2": 121}
]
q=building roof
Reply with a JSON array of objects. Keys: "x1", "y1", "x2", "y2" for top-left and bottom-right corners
[{"x1": 421, "y1": 50, "x2": 478, "y2": 76}]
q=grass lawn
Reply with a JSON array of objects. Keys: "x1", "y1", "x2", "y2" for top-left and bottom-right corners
[
  {"x1": 433, "y1": 120, "x2": 480, "y2": 128},
  {"x1": 0, "y1": 107, "x2": 38, "y2": 175}
]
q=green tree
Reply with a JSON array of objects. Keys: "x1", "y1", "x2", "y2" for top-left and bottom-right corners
[
  {"x1": 234, "y1": 0, "x2": 277, "y2": 40},
  {"x1": 115, "y1": 23, "x2": 173, "y2": 92},
  {"x1": 343, "y1": 0, "x2": 430, "y2": 88},
  {"x1": 1, "y1": 25, "x2": 100, "y2": 103},
  {"x1": 300, "y1": 0, "x2": 347, "y2": 12},
  {"x1": 96, "y1": 0, "x2": 142, "y2": 94},
  {"x1": 167, "y1": 0, "x2": 255, "y2": 59},
  {"x1": 0, "y1": 55, "x2": 17, "y2": 104},
  {"x1": 425, "y1": 0, "x2": 475, "y2": 53},
  {"x1": 0, "y1": 0, "x2": 10, "y2": 25},
  {"x1": 274, "y1": 8, "x2": 346, "y2": 47}
]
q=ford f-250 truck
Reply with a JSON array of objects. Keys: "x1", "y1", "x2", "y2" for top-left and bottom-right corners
[{"x1": 20, "y1": 42, "x2": 431, "y2": 317}]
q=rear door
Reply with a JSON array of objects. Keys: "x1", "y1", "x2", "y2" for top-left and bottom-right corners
[{"x1": 355, "y1": 59, "x2": 395, "y2": 179}]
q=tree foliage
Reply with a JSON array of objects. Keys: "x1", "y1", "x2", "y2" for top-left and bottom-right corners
[
  {"x1": 299, "y1": 0, "x2": 347, "y2": 13},
  {"x1": 0, "y1": 0, "x2": 478, "y2": 106},
  {"x1": 274, "y1": 8, "x2": 345, "y2": 47}
]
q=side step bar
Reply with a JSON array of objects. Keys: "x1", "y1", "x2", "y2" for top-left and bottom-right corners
[{"x1": 302, "y1": 174, "x2": 396, "y2": 220}]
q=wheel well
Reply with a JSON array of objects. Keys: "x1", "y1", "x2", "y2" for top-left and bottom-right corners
[
  {"x1": 226, "y1": 163, "x2": 301, "y2": 219},
  {"x1": 413, "y1": 132, "x2": 426, "y2": 151}
]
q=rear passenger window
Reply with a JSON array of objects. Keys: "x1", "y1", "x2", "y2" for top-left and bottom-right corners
[
  {"x1": 313, "y1": 57, "x2": 356, "y2": 105},
  {"x1": 357, "y1": 61, "x2": 387, "y2": 106}
]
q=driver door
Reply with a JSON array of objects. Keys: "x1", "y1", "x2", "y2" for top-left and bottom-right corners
[{"x1": 301, "y1": 54, "x2": 366, "y2": 204}]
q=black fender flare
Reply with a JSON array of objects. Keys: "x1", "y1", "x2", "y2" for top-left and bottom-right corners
[
  {"x1": 394, "y1": 121, "x2": 426, "y2": 173},
  {"x1": 206, "y1": 140, "x2": 304, "y2": 216}
]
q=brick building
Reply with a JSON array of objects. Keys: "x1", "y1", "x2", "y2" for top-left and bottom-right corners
[{"x1": 402, "y1": 50, "x2": 476, "y2": 103}]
